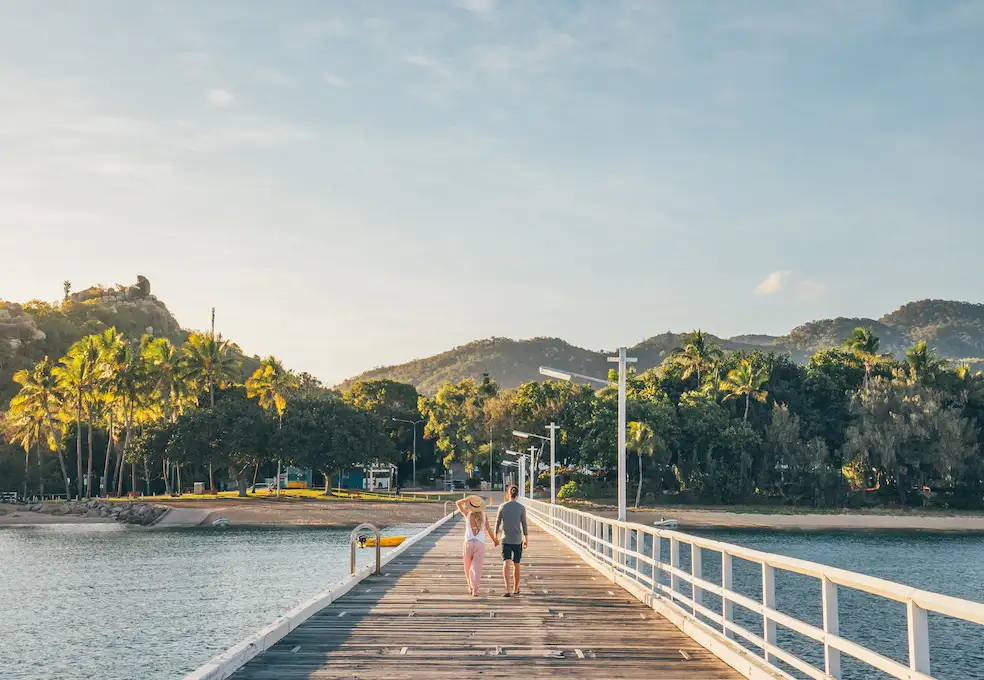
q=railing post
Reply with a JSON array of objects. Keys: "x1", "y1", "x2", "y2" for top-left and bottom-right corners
[
  {"x1": 691, "y1": 544, "x2": 702, "y2": 617},
  {"x1": 617, "y1": 525, "x2": 625, "y2": 573},
  {"x1": 670, "y1": 538, "x2": 680, "y2": 599},
  {"x1": 907, "y1": 600, "x2": 931, "y2": 675},
  {"x1": 722, "y1": 553, "x2": 734, "y2": 639},
  {"x1": 652, "y1": 533, "x2": 660, "y2": 592},
  {"x1": 762, "y1": 564, "x2": 777, "y2": 664},
  {"x1": 822, "y1": 576, "x2": 841, "y2": 679}
]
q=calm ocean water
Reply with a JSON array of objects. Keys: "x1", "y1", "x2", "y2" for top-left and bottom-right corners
[{"x1": 0, "y1": 523, "x2": 425, "y2": 680}]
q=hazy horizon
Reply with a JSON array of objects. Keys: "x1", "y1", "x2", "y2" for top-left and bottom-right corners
[{"x1": 3, "y1": 1, "x2": 982, "y2": 384}]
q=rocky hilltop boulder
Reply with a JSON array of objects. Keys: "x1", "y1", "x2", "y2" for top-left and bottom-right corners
[{"x1": 0, "y1": 275, "x2": 186, "y2": 404}]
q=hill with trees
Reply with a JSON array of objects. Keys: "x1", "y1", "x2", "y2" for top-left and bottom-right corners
[
  {"x1": 340, "y1": 300, "x2": 984, "y2": 394},
  {"x1": 0, "y1": 276, "x2": 260, "y2": 405}
]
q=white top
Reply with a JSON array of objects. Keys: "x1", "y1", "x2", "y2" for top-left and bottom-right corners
[{"x1": 463, "y1": 510, "x2": 486, "y2": 543}]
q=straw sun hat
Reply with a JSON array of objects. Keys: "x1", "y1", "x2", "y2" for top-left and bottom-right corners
[{"x1": 464, "y1": 495, "x2": 485, "y2": 512}]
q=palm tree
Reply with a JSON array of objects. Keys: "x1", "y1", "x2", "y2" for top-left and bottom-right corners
[
  {"x1": 247, "y1": 356, "x2": 299, "y2": 494},
  {"x1": 720, "y1": 359, "x2": 770, "y2": 420},
  {"x1": 95, "y1": 328, "x2": 124, "y2": 496},
  {"x1": 54, "y1": 352, "x2": 88, "y2": 499},
  {"x1": 843, "y1": 327, "x2": 880, "y2": 391},
  {"x1": 2, "y1": 409, "x2": 48, "y2": 498},
  {"x1": 143, "y1": 336, "x2": 189, "y2": 495},
  {"x1": 627, "y1": 421, "x2": 656, "y2": 507},
  {"x1": 55, "y1": 337, "x2": 102, "y2": 498},
  {"x1": 181, "y1": 331, "x2": 241, "y2": 408},
  {"x1": 181, "y1": 331, "x2": 240, "y2": 490},
  {"x1": 11, "y1": 358, "x2": 71, "y2": 497},
  {"x1": 103, "y1": 338, "x2": 147, "y2": 496},
  {"x1": 905, "y1": 340, "x2": 943, "y2": 383},
  {"x1": 670, "y1": 330, "x2": 724, "y2": 387},
  {"x1": 246, "y1": 356, "x2": 298, "y2": 424}
]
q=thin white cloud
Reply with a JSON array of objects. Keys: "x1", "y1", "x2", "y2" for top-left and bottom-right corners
[
  {"x1": 323, "y1": 73, "x2": 348, "y2": 88},
  {"x1": 798, "y1": 279, "x2": 827, "y2": 301},
  {"x1": 753, "y1": 270, "x2": 791, "y2": 295},
  {"x1": 456, "y1": 0, "x2": 495, "y2": 15},
  {"x1": 404, "y1": 54, "x2": 438, "y2": 68},
  {"x1": 476, "y1": 31, "x2": 575, "y2": 74},
  {"x1": 208, "y1": 89, "x2": 234, "y2": 107}
]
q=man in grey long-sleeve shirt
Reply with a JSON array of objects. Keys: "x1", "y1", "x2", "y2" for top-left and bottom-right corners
[{"x1": 494, "y1": 485, "x2": 528, "y2": 597}]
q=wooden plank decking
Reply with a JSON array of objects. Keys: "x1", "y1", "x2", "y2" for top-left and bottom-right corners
[{"x1": 231, "y1": 517, "x2": 741, "y2": 679}]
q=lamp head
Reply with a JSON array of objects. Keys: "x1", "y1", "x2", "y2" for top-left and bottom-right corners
[{"x1": 539, "y1": 366, "x2": 573, "y2": 381}]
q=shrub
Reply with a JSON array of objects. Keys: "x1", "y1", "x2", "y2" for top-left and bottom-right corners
[{"x1": 557, "y1": 480, "x2": 582, "y2": 500}]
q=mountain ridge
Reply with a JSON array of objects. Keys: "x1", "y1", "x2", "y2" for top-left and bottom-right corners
[{"x1": 339, "y1": 299, "x2": 984, "y2": 394}]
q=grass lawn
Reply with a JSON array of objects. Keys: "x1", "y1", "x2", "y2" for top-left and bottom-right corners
[{"x1": 107, "y1": 488, "x2": 474, "y2": 503}]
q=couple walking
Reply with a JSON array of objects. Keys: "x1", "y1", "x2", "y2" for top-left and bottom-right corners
[{"x1": 455, "y1": 485, "x2": 528, "y2": 598}]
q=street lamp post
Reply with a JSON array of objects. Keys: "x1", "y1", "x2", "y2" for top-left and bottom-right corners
[
  {"x1": 392, "y1": 418, "x2": 424, "y2": 488},
  {"x1": 527, "y1": 445, "x2": 538, "y2": 500},
  {"x1": 539, "y1": 346, "x2": 636, "y2": 521},
  {"x1": 504, "y1": 449, "x2": 527, "y2": 498},
  {"x1": 513, "y1": 422, "x2": 560, "y2": 503}
]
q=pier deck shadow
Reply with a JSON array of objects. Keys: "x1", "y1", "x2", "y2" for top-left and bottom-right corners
[{"x1": 230, "y1": 517, "x2": 741, "y2": 679}]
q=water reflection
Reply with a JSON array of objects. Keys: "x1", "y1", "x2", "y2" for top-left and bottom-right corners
[{"x1": 1, "y1": 523, "x2": 424, "y2": 680}]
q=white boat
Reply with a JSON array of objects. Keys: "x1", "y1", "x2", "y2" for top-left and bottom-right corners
[
  {"x1": 653, "y1": 518, "x2": 678, "y2": 529},
  {"x1": 212, "y1": 517, "x2": 231, "y2": 527}
]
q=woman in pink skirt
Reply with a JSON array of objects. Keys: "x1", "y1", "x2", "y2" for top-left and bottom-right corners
[{"x1": 455, "y1": 495, "x2": 498, "y2": 596}]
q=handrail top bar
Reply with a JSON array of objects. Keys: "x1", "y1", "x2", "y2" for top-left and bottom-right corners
[{"x1": 523, "y1": 498, "x2": 984, "y2": 625}]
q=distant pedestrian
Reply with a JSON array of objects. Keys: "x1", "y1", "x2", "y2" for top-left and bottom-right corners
[
  {"x1": 495, "y1": 485, "x2": 528, "y2": 597},
  {"x1": 456, "y1": 495, "x2": 498, "y2": 597}
]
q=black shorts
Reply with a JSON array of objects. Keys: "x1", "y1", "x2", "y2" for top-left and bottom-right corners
[{"x1": 501, "y1": 543, "x2": 523, "y2": 563}]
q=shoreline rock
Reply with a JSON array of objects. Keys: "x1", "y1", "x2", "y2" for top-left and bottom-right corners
[{"x1": 25, "y1": 499, "x2": 167, "y2": 526}]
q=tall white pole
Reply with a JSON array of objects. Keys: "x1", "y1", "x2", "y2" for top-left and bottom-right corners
[
  {"x1": 412, "y1": 425, "x2": 417, "y2": 488},
  {"x1": 548, "y1": 422, "x2": 558, "y2": 504},
  {"x1": 518, "y1": 456, "x2": 526, "y2": 500},
  {"x1": 617, "y1": 347, "x2": 626, "y2": 520},
  {"x1": 528, "y1": 445, "x2": 538, "y2": 501},
  {"x1": 608, "y1": 346, "x2": 635, "y2": 522}
]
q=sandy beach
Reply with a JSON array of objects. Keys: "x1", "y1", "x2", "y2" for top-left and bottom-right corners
[
  {"x1": 1, "y1": 498, "x2": 447, "y2": 528},
  {"x1": 8, "y1": 498, "x2": 984, "y2": 531},
  {"x1": 153, "y1": 498, "x2": 448, "y2": 527}
]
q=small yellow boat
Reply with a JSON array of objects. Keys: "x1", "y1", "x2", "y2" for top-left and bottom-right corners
[{"x1": 358, "y1": 535, "x2": 406, "y2": 548}]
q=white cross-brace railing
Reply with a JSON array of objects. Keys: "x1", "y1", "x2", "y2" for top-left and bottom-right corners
[{"x1": 523, "y1": 498, "x2": 984, "y2": 680}]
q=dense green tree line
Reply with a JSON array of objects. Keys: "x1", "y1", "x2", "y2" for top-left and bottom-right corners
[
  {"x1": 418, "y1": 329, "x2": 984, "y2": 509},
  {"x1": 4, "y1": 324, "x2": 984, "y2": 509},
  {"x1": 0, "y1": 329, "x2": 402, "y2": 498}
]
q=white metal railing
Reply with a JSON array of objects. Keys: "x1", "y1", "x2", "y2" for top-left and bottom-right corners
[{"x1": 523, "y1": 498, "x2": 984, "y2": 680}]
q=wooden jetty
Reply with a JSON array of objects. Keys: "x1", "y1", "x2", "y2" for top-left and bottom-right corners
[{"x1": 230, "y1": 517, "x2": 740, "y2": 679}]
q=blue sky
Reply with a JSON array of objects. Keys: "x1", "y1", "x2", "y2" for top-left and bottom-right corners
[{"x1": 2, "y1": 1, "x2": 982, "y2": 384}]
